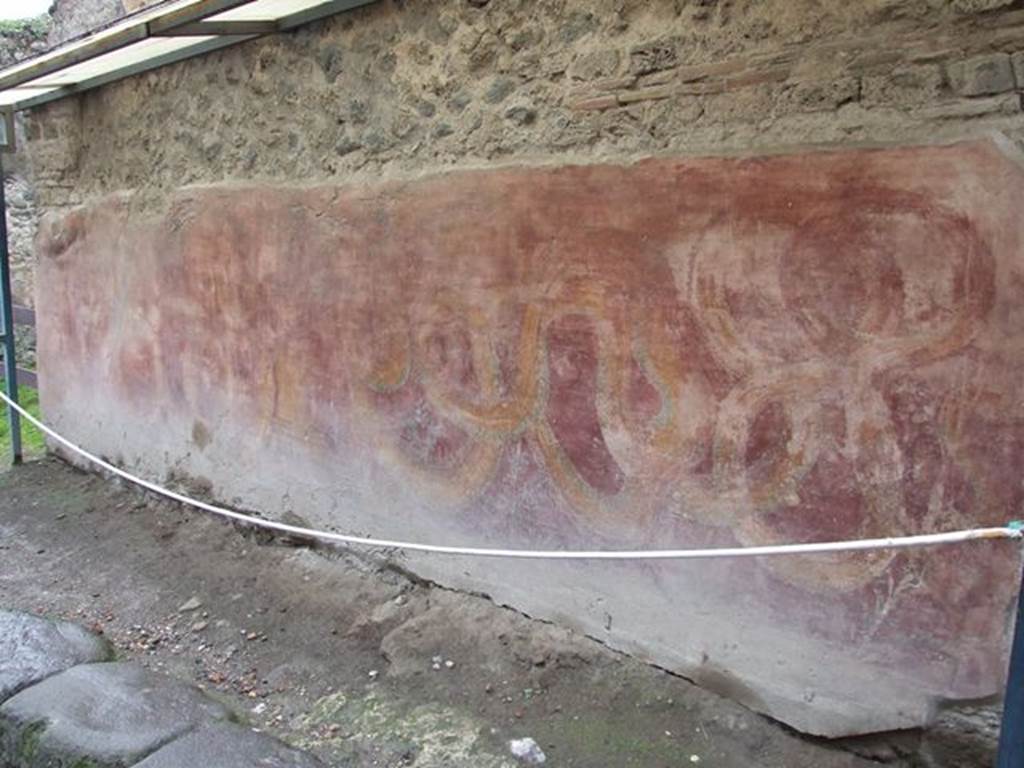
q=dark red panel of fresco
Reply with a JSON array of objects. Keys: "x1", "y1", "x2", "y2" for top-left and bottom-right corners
[{"x1": 37, "y1": 139, "x2": 1024, "y2": 731}]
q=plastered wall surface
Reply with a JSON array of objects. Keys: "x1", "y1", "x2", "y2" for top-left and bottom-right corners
[{"x1": 36, "y1": 137, "x2": 1024, "y2": 736}]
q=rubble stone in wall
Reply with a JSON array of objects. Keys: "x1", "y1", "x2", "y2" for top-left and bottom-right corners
[
  {"x1": 0, "y1": 19, "x2": 50, "y2": 312},
  {"x1": 47, "y1": 0, "x2": 125, "y2": 46},
  {"x1": 861, "y1": 65, "x2": 944, "y2": 108},
  {"x1": 0, "y1": 23, "x2": 48, "y2": 68},
  {"x1": 951, "y1": 0, "x2": 1016, "y2": 11},
  {"x1": 629, "y1": 38, "x2": 679, "y2": 75},
  {"x1": 948, "y1": 52, "x2": 1016, "y2": 96},
  {"x1": 4, "y1": 175, "x2": 39, "y2": 309},
  {"x1": 1012, "y1": 50, "x2": 1024, "y2": 87},
  {"x1": 19, "y1": 0, "x2": 1024, "y2": 209}
]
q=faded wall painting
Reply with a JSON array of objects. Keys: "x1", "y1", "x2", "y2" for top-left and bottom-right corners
[{"x1": 36, "y1": 139, "x2": 1024, "y2": 736}]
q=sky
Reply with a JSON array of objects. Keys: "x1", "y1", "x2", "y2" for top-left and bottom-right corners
[{"x1": 0, "y1": 0, "x2": 51, "y2": 20}]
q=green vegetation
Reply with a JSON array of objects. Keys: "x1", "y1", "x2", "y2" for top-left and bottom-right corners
[
  {"x1": 0, "y1": 386, "x2": 46, "y2": 462},
  {"x1": 0, "y1": 15, "x2": 50, "y2": 39},
  {"x1": 15, "y1": 721, "x2": 45, "y2": 763}
]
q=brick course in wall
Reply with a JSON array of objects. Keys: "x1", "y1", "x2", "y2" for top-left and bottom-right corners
[{"x1": 569, "y1": 22, "x2": 1024, "y2": 112}]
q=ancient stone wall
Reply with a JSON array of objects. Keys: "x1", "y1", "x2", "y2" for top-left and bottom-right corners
[
  {"x1": 19, "y1": 0, "x2": 1024, "y2": 740},
  {"x1": 23, "y1": 0, "x2": 1024, "y2": 209},
  {"x1": 48, "y1": 0, "x2": 135, "y2": 47},
  {"x1": 1, "y1": 18, "x2": 49, "y2": 311}
]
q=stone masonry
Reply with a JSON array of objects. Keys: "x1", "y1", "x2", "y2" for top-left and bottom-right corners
[
  {"x1": 19, "y1": 0, "x2": 1024, "y2": 211},
  {"x1": 1, "y1": 18, "x2": 48, "y2": 310}
]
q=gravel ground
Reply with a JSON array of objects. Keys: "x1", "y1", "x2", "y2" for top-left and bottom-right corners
[{"x1": 0, "y1": 457, "x2": 971, "y2": 768}]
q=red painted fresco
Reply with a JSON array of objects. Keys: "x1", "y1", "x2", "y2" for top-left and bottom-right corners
[{"x1": 36, "y1": 139, "x2": 1024, "y2": 734}]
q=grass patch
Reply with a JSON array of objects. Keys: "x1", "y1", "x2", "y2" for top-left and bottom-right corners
[{"x1": 0, "y1": 386, "x2": 46, "y2": 462}]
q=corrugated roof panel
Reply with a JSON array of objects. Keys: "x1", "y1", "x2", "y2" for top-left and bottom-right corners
[
  {"x1": 0, "y1": 0, "x2": 205, "y2": 85},
  {"x1": 0, "y1": 87, "x2": 63, "y2": 108},
  {"x1": 0, "y1": 0, "x2": 376, "y2": 112},
  {"x1": 28, "y1": 36, "x2": 218, "y2": 87}
]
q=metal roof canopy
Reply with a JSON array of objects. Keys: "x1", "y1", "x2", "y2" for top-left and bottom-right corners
[{"x1": 0, "y1": 0, "x2": 377, "y2": 115}]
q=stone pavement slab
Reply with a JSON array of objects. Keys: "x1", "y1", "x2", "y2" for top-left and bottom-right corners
[
  {"x1": 0, "y1": 661, "x2": 230, "y2": 768},
  {"x1": 135, "y1": 722, "x2": 328, "y2": 768},
  {"x1": 0, "y1": 610, "x2": 112, "y2": 703}
]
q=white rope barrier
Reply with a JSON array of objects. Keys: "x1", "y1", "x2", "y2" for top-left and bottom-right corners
[{"x1": 1, "y1": 389, "x2": 1020, "y2": 560}]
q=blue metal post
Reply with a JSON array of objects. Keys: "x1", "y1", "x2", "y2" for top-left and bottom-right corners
[
  {"x1": 0, "y1": 153, "x2": 21, "y2": 465},
  {"x1": 997, "y1": 559, "x2": 1024, "y2": 767}
]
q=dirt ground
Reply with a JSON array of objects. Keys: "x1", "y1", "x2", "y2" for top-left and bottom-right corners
[{"x1": 0, "y1": 457, "x2": 988, "y2": 768}]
